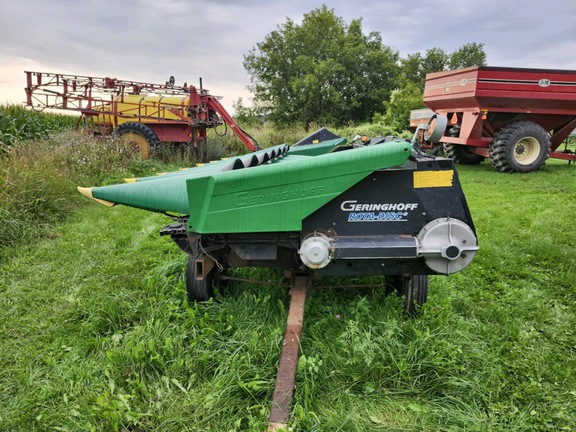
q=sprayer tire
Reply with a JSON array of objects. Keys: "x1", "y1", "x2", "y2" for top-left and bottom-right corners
[
  {"x1": 115, "y1": 122, "x2": 160, "y2": 159},
  {"x1": 489, "y1": 121, "x2": 550, "y2": 173}
]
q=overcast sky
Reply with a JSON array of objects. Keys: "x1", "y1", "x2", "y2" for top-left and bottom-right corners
[{"x1": 1, "y1": 0, "x2": 576, "y2": 113}]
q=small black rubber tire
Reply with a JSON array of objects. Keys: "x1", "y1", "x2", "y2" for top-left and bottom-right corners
[
  {"x1": 489, "y1": 121, "x2": 550, "y2": 173},
  {"x1": 386, "y1": 275, "x2": 429, "y2": 314},
  {"x1": 185, "y1": 256, "x2": 215, "y2": 302},
  {"x1": 443, "y1": 143, "x2": 485, "y2": 165},
  {"x1": 115, "y1": 122, "x2": 160, "y2": 159}
]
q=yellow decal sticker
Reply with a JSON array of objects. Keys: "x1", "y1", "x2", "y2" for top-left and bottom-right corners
[{"x1": 413, "y1": 170, "x2": 454, "y2": 188}]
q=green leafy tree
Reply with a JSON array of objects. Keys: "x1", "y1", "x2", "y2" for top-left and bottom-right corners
[
  {"x1": 381, "y1": 81, "x2": 424, "y2": 132},
  {"x1": 400, "y1": 52, "x2": 425, "y2": 84},
  {"x1": 449, "y1": 42, "x2": 487, "y2": 70},
  {"x1": 399, "y1": 48, "x2": 449, "y2": 88},
  {"x1": 422, "y1": 47, "x2": 449, "y2": 77},
  {"x1": 232, "y1": 97, "x2": 260, "y2": 126},
  {"x1": 400, "y1": 43, "x2": 487, "y2": 90},
  {"x1": 243, "y1": 5, "x2": 400, "y2": 126}
]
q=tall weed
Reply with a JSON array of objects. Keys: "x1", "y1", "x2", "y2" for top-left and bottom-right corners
[{"x1": 0, "y1": 131, "x2": 162, "y2": 253}]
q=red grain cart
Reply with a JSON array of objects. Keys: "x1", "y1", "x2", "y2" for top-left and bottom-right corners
[{"x1": 423, "y1": 66, "x2": 576, "y2": 172}]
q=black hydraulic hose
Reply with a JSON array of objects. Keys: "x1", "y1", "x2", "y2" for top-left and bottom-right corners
[
  {"x1": 213, "y1": 114, "x2": 260, "y2": 151},
  {"x1": 240, "y1": 126, "x2": 260, "y2": 151},
  {"x1": 214, "y1": 119, "x2": 228, "y2": 137}
]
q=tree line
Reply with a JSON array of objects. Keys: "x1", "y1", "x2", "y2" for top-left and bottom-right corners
[{"x1": 239, "y1": 5, "x2": 486, "y2": 131}]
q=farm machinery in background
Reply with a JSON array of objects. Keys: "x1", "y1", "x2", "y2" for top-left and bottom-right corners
[
  {"x1": 24, "y1": 71, "x2": 259, "y2": 158},
  {"x1": 411, "y1": 66, "x2": 576, "y2": 172}
]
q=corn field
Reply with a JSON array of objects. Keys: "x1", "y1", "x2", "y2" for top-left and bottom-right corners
[{"x1": 0, "y1": 104, "x2": 77, "y2": 150}]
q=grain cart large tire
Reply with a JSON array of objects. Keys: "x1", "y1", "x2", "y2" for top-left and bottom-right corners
[
  {"x1": 443, "y1": 144, "x2": 485, "y2": 164},
  {"x1": 489, "y1": 121, "x2": 550, "y2": 173},
  {"x1": 443, "y1": 125, "x2": 485, "y2": 164},
  {"x1": 115, "y1": 122, "x2": 160, "y2": 159},
  {"x1": 444, "y1": 143, "x2": 484, "y2": 165}
]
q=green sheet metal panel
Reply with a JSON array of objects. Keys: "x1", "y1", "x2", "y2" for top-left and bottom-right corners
[
  {"x1": 82, "y1": 140, "x2": 411, "y2": 231},
  {"x1": 287, "y1": 137, "x2": 347, "y2": 156},
  {"x1": 186, "y1": 141, "x2": 411, "y2": 234},
  {"x1": 90, "y1": 175, "x2": 192, "y2": 214},
  {"x1": 86, "y1": 144, "x2": 289, "y2": 213}
]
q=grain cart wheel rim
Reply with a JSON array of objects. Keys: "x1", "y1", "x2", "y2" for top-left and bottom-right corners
[
  {"x1": 185, "y1": 255, "x2": 215, "y2": 302},
  {"x1": 489, "y1": 121, "x2": 550, "y2": 173},
  {"x1": 513, "y1": 136, "x2": 540, "y2": 165},
  {"x1": 115, "y1": 122, "x2": 160, "y2": 159}
]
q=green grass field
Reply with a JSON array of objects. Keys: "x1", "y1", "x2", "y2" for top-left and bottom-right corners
[{"x1": 1, "y1": 129, "x2": 575, "y2": 431}]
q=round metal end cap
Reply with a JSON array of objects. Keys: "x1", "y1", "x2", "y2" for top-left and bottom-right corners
[{"x1": 299, "y1": 234, "x2": 333, "y2": 269}]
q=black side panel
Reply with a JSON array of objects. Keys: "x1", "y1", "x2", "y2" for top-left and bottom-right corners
[
  {"x1": 301, "y1": 158, "x2": 475, "y2": 276},
  {"x1": 302, "y1": 158, "x2": 474, "y2": 238}
]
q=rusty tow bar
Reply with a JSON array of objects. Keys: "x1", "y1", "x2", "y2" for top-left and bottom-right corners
[{"x1": 267, "y1": 274, "x2": 311, "y2": 431}]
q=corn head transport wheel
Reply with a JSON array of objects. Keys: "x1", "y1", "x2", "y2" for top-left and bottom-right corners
[
  {"x1": 115, "y1": 122, "x2": 160, "y2": 159},
  {"x1": 489, "y1": 121, "x2": 550, "y2": 173},
  {"x1": 185, "y1": 255, "x2": 217, "y2": 302},
  {"x1": 386, "y1": 275, "x2": 429, "y2": 314}
]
